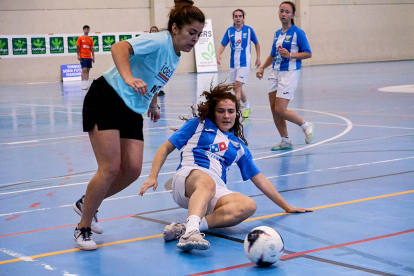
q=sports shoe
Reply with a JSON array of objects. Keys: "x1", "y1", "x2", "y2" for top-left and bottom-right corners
[
  {"x1": 73, "y1": 196, "x2": 103, "y2": 234},
  {"x1": 82, "y1": 85, "x2": 88, "y2": 90},
  {"x1": 177, "y1": 230, "x2": 210, "y2": 251},
  {"x1": 164, "y1": 222, "x2": 186, "y2": 242},
  {"x1": 271, "y1": 140, "x2": 293, "y2": 151},
  {"x1": 242, "y1": 107, "x2": 252, "y2": 118},
  {"x1": 74, "y1": 226, "x2": 97, "y2": 251},
  {"x1": 304, "y1": 122, "x2": 315, "y2": 144}
]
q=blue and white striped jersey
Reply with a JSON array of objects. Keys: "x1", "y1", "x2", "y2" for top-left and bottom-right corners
[
  {"x1": 168, "y1": 118, "x2": 260, "y2": 184},
  {"x1": 270, "y1": 25, "x2": 311, "y2": 71},
  {"x1": 221, "y1": 25, "x2": 259, "y2": 69}
]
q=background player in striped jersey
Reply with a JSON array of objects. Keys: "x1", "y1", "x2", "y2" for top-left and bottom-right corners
[
  {"x1": 256, "y1": 1, "x2": 314, "y2": 151},
  {"x1": 139, "y1": 83, "x2": 312, "y2": 252},
  {"x1": 216, "y1": 9, "x2": 260, "y2": 118}
]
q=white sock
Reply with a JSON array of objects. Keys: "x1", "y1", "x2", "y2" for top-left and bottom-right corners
[
  {"x1": 185, "y1": 215, "x2": 201, "y2": 234},
  {"x1": 199, "y1": 217, "x2": 209, "y2": 231},
  {"x1": 243, "y1": 101, "x2": 251, "y2": 109},
  {"x1": 282, "y1": 136, "x2": 290, "y2": 143},
  {"x1": 300, "y1": 122, "x2": 308, "y2": 130}
]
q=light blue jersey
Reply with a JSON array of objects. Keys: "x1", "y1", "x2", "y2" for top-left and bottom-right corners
[
  {"x1": 103, "y1": 32, "x2": 180, "y2": 114},
  {"x1": 221, "y1": 25, "x2": 259, "y2": 69},
  {"x1": 270, "y1": 25, "x2": 311, "y2": 71},
  {"x1": 169, "y1": 118, "x2": 260, "y2": 184}
]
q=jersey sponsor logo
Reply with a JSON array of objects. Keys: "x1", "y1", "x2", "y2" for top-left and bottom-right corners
[
  {"x1": 156, "y1": 63, "x2": 175, "y2": 84},
  {"x1": 209, "y1": 142, "x2": 227, "y2": 153},
  {"x1": 285, "y1": 35, "x2": 292, "y2": 42},
  {"x1": 205, "y1": 151, "x2": 223, "y2": 162},
  {"x1": 156, "y1": 72, "x2": 169, "y2": 84},
  {"x1": 237, "y1": 39, "x2": 241, "y2": 44},
  {"x1": 278, "y1": 45, "x2": 283, "y2": 51}
]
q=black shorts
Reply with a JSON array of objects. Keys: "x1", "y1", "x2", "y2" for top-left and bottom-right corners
[{"x1": 82, "y1": 76, "x2": 144, "y2": 141}]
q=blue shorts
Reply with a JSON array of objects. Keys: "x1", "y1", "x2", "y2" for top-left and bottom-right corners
[{"x1": 80, "y1": 58, "x2": 92, "y2": 68}]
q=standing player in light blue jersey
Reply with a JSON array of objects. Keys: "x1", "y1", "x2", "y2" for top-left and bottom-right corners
[
  {"x1": 72, "y1": 0, "x2": 205, "y2": 251},
  {"x1": 217, "y1": 9, "x2": 261, "y2": 118},
  {"x1": 139, "y1": 83, "x2": 312, "y2": 252},
  {"x1": 257, "y1": 1, "x2": 314, "y2": 151}
]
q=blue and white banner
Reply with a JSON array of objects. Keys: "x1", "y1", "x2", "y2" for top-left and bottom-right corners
[{"x1": 61, "y1": 64, "x2": 82, "y2": 82}]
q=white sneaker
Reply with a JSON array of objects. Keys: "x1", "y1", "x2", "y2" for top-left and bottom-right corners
[
  {"x1": 82, "y1": 85, "x2": 88, "y2": 90},
  {"x1": 271, "y1": 140, "x2": 293, "y2": 151},
  {"x1": 304, "y1": 122, "x2": 315, "y2": 144},
  {"x1": 177, "y1": 230, "x2": 210, "y2": 251},
  {"x1": 164, "y1": 223, "x2": 186, "y2": 242},
  {"x1": 74, "y1": 226, "x2": 97, "y2": 251},
  {"x1": 73, "y1": 196, "x2": 103, "y2": 234}
]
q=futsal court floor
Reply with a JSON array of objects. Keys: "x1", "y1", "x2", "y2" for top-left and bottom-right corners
[{"x1": 0, "y1": 60, "x2": 413, "y2": 276}]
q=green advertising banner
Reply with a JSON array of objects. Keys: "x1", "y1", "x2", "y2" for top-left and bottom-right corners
[
  {"x1": 0, "y1": 38, "x2": 9, "y2": 56},
  {"x1": 12, "y1": 38, "x2": 28, "y2": 55},
  {"x1": 31, "y1": 37, "x2": 47, "y2": 55},
  {"x1": 67, "y1": 36, "x2": 78, "y2": 53},
  {"x1": 50, "y1": 37, "x2": 64, "y2": 54},
  {"x1": 90, "y1": 36, "x2": 99, "y2": 52},
  {"x1": 102, "y1": 35, "x2": 115, "y2": 52},
  {"x1": 0, "y1": 31, "x2": 144, "y2": 58},
  {"x1": 119, "y1": 35, "x2": 132, "y2": 41}
]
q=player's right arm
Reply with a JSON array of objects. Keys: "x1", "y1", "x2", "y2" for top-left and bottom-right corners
[
  {"x1": 139, "y1": 140, "x2": 176, "y2": 195},
  {"x1": 76, "y1": 45, "x2": 81, "y2": 61},
  {"x1": 256, "y1": 55, "x2": 274, "y2": 80},
  {"x1": 111, "y1": 41, "x2": 148, "y2": 96},
  {"x1": 216, "y1": 45, "x2": 226, "y2": 65}
]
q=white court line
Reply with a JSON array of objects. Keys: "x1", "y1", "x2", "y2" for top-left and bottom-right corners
[
  {"x1": 253, "y1": 108, "x2": 353, "y2": 161},
  {"x1": 0, "y1": 172, "x2": 175, "y2": 197},
  {"x1": 0, "y1": 248, "x2": 58, "y2": 272},
  {"x1": 1, "y1": 156, "x2": 413, "y2": 217}
]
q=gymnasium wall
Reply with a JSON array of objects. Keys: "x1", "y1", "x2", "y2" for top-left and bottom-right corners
[{"x1": 0, "y1": 0, "x2": 413, "y2": 84}]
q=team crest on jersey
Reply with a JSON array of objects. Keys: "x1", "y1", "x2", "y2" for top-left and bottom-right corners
[
  {"x1": 209, "y1": 142, "x2": 227, "y2": 153},
  {"x1": 243, "y1": 33, "x2": 247, "y2": 38},
  {"x1": 284, "y1": 35, "x2": 292, "y2": 42}
]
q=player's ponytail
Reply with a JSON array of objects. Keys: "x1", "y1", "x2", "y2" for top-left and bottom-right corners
[
  {"x1": 280, "y1": 1, "x2": 296, "y2": 25},
  {"x1": 168, "y1": 0, "x2": 205, "y2": 32}
]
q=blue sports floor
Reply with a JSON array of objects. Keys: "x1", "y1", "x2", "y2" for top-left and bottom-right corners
[{"x1": 0, "y1": 60, "x2": 413, "y2": 276}]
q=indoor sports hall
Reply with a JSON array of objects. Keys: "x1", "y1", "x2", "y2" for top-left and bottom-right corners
[
  {"x1": 1, "y1": 1, "x2": 414, "y2": 276},
  {"x1": 1, "y1": 60, "x2": 413, "y2": 275}
]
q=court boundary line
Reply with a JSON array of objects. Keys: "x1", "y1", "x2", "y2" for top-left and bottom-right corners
[
  {"x1": 0, "y1": 189, "x2": 412, "y2": 265},
  {"x1": 186, "y1": 229, "x2": 414, "y2": 276}
]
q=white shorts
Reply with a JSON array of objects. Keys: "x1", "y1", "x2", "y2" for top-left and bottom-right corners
[
  {"x1": 171, "y1": 166, "x2": 235, "y2": 216},
  {"x1": 268, "y1": 69, "x2": 301, "y2": 100},
  {"x1": 230, "y1": 67, "x2": 250, "y2": 84}
]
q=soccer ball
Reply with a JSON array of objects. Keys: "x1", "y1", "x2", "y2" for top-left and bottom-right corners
[{"x1": 244, "y1": 226, "x2": 284, "y2": 267}]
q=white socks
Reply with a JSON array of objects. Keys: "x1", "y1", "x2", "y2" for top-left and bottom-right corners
[
  {"x1": 282, "y1": 136, "x2": 290, "y2": 143},
  {"x1": 185, "y1": 215, "x2": 209, "y2": 234},
  {"x1": 243, "y1": 100, "x2": 251, "y2": 110},
  {"x1": 300, "y1": 122, "x2": 309, "y2": 130},
  {"x1": 185, "y1": 215, "x2": 201, "y2": 234},
  {"x1": 199, "y1": 217, "x2": 209, "y2": 231}
]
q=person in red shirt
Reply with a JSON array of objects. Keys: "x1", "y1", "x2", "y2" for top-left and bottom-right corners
[{"x1": 77, "y1": 25, "x2": 95, "y2": 90}]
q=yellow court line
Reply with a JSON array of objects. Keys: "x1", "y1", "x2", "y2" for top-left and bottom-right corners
[
  {"x1": 245, "y1": 190, "x2": 414, "y2": 222},
  {"x1": 1, "y1": 190, "x2": 413, "y2": 265}
]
